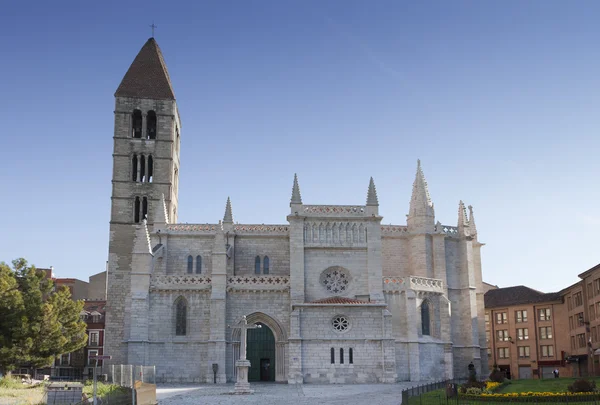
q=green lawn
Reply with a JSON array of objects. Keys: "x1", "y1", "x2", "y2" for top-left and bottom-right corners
[
  {"x1": 0, "y1": 378, "x2": 45, "y2": 405},
  {"x1": 499, "y1": 378, "x2": 600, "y2": 393}
]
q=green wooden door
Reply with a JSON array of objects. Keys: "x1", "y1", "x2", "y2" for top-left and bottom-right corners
[{"x1": 247, "y1": 323, "x2": 275, "y2": 381}]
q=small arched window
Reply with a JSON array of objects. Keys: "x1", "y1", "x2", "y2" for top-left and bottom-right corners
[
  {"x1": 331, "y1": 348, "x2": 335, "y2": 364},
  {"x1": 147, "y1": 110, "x2": 157, "y2": 139},
  {"x1": 147, "y1": 155, "x2": 153, "y2": 183},
  {"x1": 142, "y1": 197, "x2": 148, "y2": 221},
  {"x1": 174, "y1": 297, "x2": 187, "y2": 336},
  {"x1": 132, "y1": 109, "x2": 142, "y2": 138},
  {"x1": 349, "y1": 348, "x2": 353, "y2": 364},
  {"x1": 421, "y1": 300, "x2": 431, "y2": 336},
  {"x1": 340, "y1": 348, "x2": 344, "y2": 364},
  {"x1": 134, "y1": 197, "x2": 141, "y2": 223},
  {"x1": 255, "y1": 256, "x2": 261, "y2": 274},
  {"x1": 187, "y1": 256, "x2": 193, "y2": 274},
  {"x1": 263, "y1": 256, "x2": 270, "y2": 275},
  {"x1": 196, "y1": 256, "x2": 202, "y2": 274},
  {"x1": 132, "y1": 155, "x2": 138, "y2": 181}
]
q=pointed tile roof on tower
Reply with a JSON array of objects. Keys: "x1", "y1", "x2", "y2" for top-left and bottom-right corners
[
  {"x1": 291, "y1": 173, "x2": 302, "y2": 204},
  {"x1": 115, "y1": 38, "x2": 176, "y2": 100},
  {"x1": 409, "y1": 159, "x2": 434, "y2": 217},
  {"x1": 223, "y1": 197, "x2": 233, "y2": 224},
  {"x1": 366, "y1": 177, "x2": 379, "y2": 206}
]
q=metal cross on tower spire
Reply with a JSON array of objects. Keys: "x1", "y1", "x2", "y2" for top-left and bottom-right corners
[{"x1": 150, "y1": 22, "x2": 157, "y2": 38}]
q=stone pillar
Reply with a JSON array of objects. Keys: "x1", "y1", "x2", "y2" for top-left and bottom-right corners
[
  {"x1": 405, "y1": 291, "x2": 421, "y2": 381},
  {"x1": 142, "y1": 113, "x2": 147, "y2": 139},
  {"x1": 408, "y1": 234, "x2": 433, "y2": 278},
  {"x1": 287, "y1": 309, "x2": 303, "y2": 384},
  {"x1": 381, "y1": 309, "x2": 398, "y2": 382},
  {"x1": 288, "y1": 215, "x2": 305, "y2": 305},
  {"x1": 366, "y1": 217, "x2": 384, "y2": 303},
  {"x1": 127, "y1": 220, "x2": 153, "y2": 366},
  {"x1": 431, "y1": 233, "x2": 447, "y2": 282},
  {"x1": 208, "y1": 225, "x2": 227, "y2": 383}
]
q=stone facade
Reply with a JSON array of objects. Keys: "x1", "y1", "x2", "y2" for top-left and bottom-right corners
[{"x1": 104, "y1": 38, "x2": 488, "y2": 384}]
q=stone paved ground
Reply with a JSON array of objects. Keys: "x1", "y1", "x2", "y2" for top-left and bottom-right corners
[{"x1": 157, "y1": 382, "x2": 424, "y2": 405}]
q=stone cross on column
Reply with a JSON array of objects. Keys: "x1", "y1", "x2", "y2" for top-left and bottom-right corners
[{"x1": 230, "y1": 316, "x2": 261, "y2": 394}]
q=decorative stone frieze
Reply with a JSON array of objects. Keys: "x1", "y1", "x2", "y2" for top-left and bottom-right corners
[
  {"x1": 150, "y1": 275, "x2": 212, "y2": 291},
  {"x1": 226, "y1": 275, "x2": 290, "y2": 292},
  {"x1": 382, "y1": 275, "x2": 444, "y2": 295},
  {"x1": 303, "y1": 205, "x2": 367, "y2": 217}
]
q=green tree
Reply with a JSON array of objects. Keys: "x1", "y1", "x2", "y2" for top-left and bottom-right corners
[{"x1": 0, "y1": 259, "x2": 88, "y2": 375}]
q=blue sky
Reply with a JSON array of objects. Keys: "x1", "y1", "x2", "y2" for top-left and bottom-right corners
[{"x1": 0, "y1": 1, "x2": 599, "y2": 293}]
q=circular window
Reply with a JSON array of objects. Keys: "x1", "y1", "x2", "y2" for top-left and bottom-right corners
[
  {"x1": 320, "y1": 267, "x2": 350, "y2": 295},
  {"x1": 332, "y1": 315, "x2": 350, "y2": 332}
]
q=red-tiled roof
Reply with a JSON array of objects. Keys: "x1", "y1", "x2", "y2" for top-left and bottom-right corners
[
  {"x1": 115, "y1": 38, "x2": 175, "y2": 100},
  {"x1": 310, "y1": 297, "x2": 371, "y2": 305}
]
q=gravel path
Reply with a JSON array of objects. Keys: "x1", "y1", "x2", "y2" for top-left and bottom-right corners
[{"x1": 157, "y1": 382, "x2": 422, "y2": 405}]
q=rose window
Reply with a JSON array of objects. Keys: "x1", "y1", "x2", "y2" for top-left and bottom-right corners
[
  {"x1": 320, "y1": 267, "x2": 350, "y2": 295},
  {"x1": 332, "y1": 315, "x2": 349, "y2": 332}
]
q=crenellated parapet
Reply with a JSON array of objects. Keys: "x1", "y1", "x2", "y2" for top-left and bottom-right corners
[{"x1": 383, "y1": 275, "x2": 445, "y2": 295}]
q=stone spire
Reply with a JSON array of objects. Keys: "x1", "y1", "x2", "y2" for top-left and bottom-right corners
[
  {"x1": 223, "y1": 197, "x2": 233, "y2": 224},
  {"x1": 291, "y1": 173, "x2": 302, "y2": 205},
  {"x1": 468, "y1": 205, "x2": 477, "y2": 236},
  {"x1": 366, "y1": 177, "x2": 379, "y2": 206},
  {"x1": 153, "y1": 194, "x2": 169, "y2": 225},
  {"x1": 458, "y1": 200, "x2": 470, "y2": 236},
  {"x1": 407, "y1": 160, "x2": 435, "y2": 232},
  {"x1": 114, "y1": 38, "x2": 175, "y2": 100}
]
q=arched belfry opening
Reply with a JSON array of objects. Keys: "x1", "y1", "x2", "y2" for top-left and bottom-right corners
[{"x1": 231, "y1": 312, "x2": 287, "y2": 382}]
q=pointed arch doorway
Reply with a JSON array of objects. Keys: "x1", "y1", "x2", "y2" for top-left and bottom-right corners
[
  {"x1": 247, "y1": 322, "x2": 275, "y2": 381},
  {"x1": 231, "y1": 312, "x2": 287, "y2": 382}
]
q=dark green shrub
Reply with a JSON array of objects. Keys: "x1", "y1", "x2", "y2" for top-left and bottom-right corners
[
  {"x1": 568, "y1": 379, "x2": 596, "y2": 393},
  {"x1": 489, "y1": 364, "x2": 505, "y2": 383},
  {"x1": 459, "y1": 380, "x2": 486, "y2": 393}
]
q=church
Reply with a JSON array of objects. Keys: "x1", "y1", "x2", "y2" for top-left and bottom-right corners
[{"x1": 104, "y1": 37, "x2": 489, "y2": 384}]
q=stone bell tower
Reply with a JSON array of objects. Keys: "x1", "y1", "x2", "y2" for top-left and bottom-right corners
[{"x1": 104, "y1": 37, "x2": 181, "y2": 365}]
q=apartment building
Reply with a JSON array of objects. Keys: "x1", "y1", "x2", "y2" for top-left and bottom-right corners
[
  {"x1": 563, "y1": 263, "x2": 600, "y2": 377},
  {"x1": 485, "y1": 286, "x2": 568, "y2": 379}
]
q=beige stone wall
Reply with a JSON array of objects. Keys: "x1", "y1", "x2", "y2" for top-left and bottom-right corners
[{"x1": 88, "y1": 271, "x2": 107, "y2": 300}]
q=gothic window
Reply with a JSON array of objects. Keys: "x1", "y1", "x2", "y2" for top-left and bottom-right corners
[
  {"x1": 187, "y1": 256, "x2": 193, "y2": 274},
  {"x1": 349, "y1": 348, "x2": 353, "y2": 364},
  {"x1": 134, "y1": 197, "x2": 140, "y2": 223},
  {"x1": 340, "y1": 348, "x2": 344, "y2": 364},
  {"x1": 147, "y1": 155, "x2": 153, "y2": 183},
  {"x1": 255, "y1": 256, "x2": 261, "y2": 274},
  {"x1": 421, "y1": 300, "x2": 431, "y2": 336},
  {"x1": 132, "y1": 155, "x2": 138, "y2": 181},
  {"x1": 330, "y1": 348, "x2": 335, "y2": 364},
  {"x1": 263, "y1": 256, "x2": 269, "y2": 275},
  {"x1": 146, "y1": 110, "x2": 157, "y2": 139},
  {"x1": 174, "y1": 297, "x2": 187, "y2": 336},
  {"x1": 132, "y1": 109, "x2": 142, "y2": 138},
  {"x1": 142, "y1": 197, "x2": 148, "y2": 220},
  {"x1": 196, "y1": 256, "x2": 202, "y2": 274}
]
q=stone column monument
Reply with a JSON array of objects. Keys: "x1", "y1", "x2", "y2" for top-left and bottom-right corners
[{"x1": 232, "y1": 316, "x2": 261, "y2": 394}]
